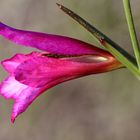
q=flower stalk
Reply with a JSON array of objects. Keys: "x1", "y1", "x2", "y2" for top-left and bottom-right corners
[
  {"x1": 101, "y1": 41, "x2": 140, "y2": 78},
  {"x1": 123, "y1": 0, "x2": 140, "y2": 70}
]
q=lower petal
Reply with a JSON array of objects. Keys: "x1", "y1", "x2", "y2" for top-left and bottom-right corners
[{"x1": 0, "y1": 76, "x2": 42, "y2": 123}]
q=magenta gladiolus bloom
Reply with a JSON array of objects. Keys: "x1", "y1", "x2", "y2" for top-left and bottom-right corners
[{"x1": 0, "y1": 22, "x2": 123, "y2": 123}]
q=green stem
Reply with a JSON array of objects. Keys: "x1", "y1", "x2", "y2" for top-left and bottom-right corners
[
  {"x1": 102, "y1": 41, "x2": 140, "y2": 78},
  {"x1": 123, "y1": 0, "x2": 140, "y2": 70}
]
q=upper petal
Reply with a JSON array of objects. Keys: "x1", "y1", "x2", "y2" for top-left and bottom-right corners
[
  {"x1": 1, "y1": 52, "x2": 40, "y2": 73},
  {"x1": 0, "y1": 22, "x2": 109, "y2": 55}
]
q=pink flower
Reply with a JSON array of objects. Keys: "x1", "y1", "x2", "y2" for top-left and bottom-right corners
[{"x1": 0, "y1": 22, "x2": 122, "y2": 123}]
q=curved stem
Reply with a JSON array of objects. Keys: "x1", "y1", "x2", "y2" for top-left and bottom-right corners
[{"x1": 123, "y1": 0, "x2": 140, "y2": 70}]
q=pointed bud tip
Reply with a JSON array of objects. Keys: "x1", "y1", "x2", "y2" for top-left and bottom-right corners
[
  {"x1": 11, "y1": 115, "x2": 16, "y2": 123},
  {"x1": 56, "y1": 3, "x2": 62, "y2": 8}
]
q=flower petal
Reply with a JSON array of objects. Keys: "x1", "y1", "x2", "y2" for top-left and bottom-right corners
[
  {"x1": 0, "y1": 22, "x2": 109, "y2": 55},
  {"x1": 0, "y1": 76, "x2": 45, "y2": 123},
  {"x1": 0, "y1": 22, "x2": 123, "y2": 123},
  {"x1": 14, "y1": 52, "x2": 122, "y2": 88},
  {"x1": 1, "y1": 52, "x2": 41, "y2": 73},
  {"x1": 0, "y1": 51, "x2": 122, "y2": 122}
]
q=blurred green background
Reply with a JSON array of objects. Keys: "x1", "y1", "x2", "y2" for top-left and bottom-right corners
[{"x1": 0, "y1": 0, "x2": 140, "y2": 139}]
